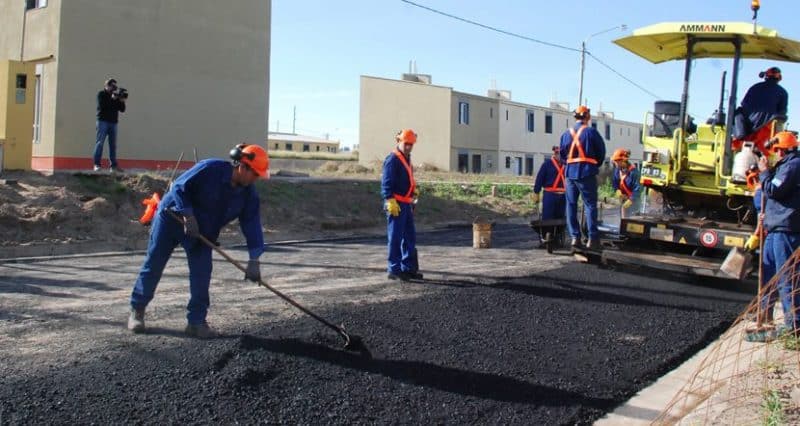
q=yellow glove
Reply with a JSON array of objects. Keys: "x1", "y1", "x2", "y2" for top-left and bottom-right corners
[
  {"x1": 622, "y1": 199, "x2": 633, "y2": 209},
  {"x1": 413, "y1": 186, "x2": 420, "y2": 198},
  {"x1": 530, "y1": 192, "x2": 540, "y2": 203},
  {"x1": 744, "y1": 234, "x2": 760, "y2": 252},
  {"x1": 615, "y1": 189, "x2": 624, "y2": 199},
  {"x1": 385, "y1": 198, "x2": 400, "y2": 217}
]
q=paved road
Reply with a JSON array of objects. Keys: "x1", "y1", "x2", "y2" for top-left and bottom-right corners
[{"x1": 0, "y1": 224, "x2": 754, "y2": 424}]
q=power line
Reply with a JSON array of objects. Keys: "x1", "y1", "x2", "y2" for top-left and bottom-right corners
[
  {"x1": 400, "y1": 0, "x2": 580, "y2": 53},
  {"x1": 401, "y1": 0, "x2": 659, "y2": 100},
  {"x1": 587, "y1": 52, "x2": 661, "y2": 99}
]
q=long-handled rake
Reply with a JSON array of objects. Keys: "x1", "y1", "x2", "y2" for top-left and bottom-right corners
[{"x1": 167, "y1": 211, "x2": 366, "y2": 352}]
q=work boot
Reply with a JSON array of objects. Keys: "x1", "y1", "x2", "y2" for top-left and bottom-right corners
[
  {"x1": 110, "y1": 166, "x2": 124, "y2": 173},
  {"x1": 570, "y1": 238, "x2": 582, "y2": 249},
  {"x1": 127, "y1": 307, "x2": 145, "y2": 333},
  {"x1": 387, "y1": 272, "x2": 404, "y2": 281},
  {"x1": 93, "y1": 165, "x2": 101, "y2": 172},
  {"x1": 185, "y1": 322, "x2": 216, "y2": 339},
  {"x1": 401, "y1": 271, "x2": 424, "y2": 280},
  {"x1": 586, "y1": 238, "x2": 601, "y2": 250}
]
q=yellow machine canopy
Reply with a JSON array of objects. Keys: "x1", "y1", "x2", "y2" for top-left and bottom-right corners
[{"x1": 613, "y1": 22, "x2": 800, "y2": 64}]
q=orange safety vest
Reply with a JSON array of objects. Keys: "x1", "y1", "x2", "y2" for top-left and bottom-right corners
[
  {"x1": 391, "y1": 149, "x2": 416, "y2": 203},
  {"x1": 544, "y1": 157, "x2": 565, "y2": 193},
  {"x1": 567, "y1": 125, "x2": 598, "y2": 165},
  {"x1": 618, "y1": 164, "x2": 636, "y2": 198}
]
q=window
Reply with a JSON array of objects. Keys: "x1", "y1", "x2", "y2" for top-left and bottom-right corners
[
  {"x1": 506, "y1": 110, "x2": 509, "y2": 121},
  {"x1": 545, "y1": 112, "x2": 553, "y2": 134},
  {"x1": 605, "y1": 123, "x2": 611, "y2": 140},
  {"x1": 316, "y1": 146, "x2": 320, "y2": 151},
  {"x1": 26, "y1": 0, "x2": 47, "y2": 10},
  {"x1": 591, "y1": 122, "x2": 597, "y2": 130},
  {"x1": 505, "y1": 156, "x2": 511, "y2": 168},
  {"x1": 274, "y1": 143, "x2": 279, "y2": 149},
  {"x1": 285, "y1": 143, "x2": 293, "y2": 150},
  {"x1": 303, "y1": 144, "x2": 310, "y2": 152},
  {"x1": 458, "y1": 153, "x2": 469, "y2": 173},
  {"x1": 526, "y1": 111, "x2": 535, "y2": 132},
  {"x1": 458, "y1": 101, "x2": 470, "y2": 124},
  {"x1": 489, "y1": 107, "x2": 493, "y2": 118}
]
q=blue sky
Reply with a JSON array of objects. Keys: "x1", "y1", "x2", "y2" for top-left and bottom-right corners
[{"x1": 270, "y1": 0, "x2": 800, "y2": 148}]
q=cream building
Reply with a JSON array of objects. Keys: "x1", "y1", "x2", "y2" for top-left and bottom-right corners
[
  {"x1": 268, "y1": 132, "x2": 340, "y2": 153},
  {"x1": 360, "y1": 74, "x2": 643, "y2": 175},
  {"x1": 0, "y1": 0, "x2": 270, "y2": 171}
]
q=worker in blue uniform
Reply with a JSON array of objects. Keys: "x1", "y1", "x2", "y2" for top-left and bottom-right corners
[
  {"x1": 128, "y1": 144, "x2": 269, "y2": 338},
  {"x1": 734, "y1": 67, "x2": 788, "y2": 140},
  {"x1": 610, "y1": 148, "x2": 641, "y2": 218},
  {"x1": 532, "y1": 145, "x2": 566, "y2": 248},
  {"x1": 559, "y1": 106, "x2": 606, "y2": 250},
  {"x1": 382, "y1": 129, "x2": 422, "y2": 281},
  {"x1": 745, "y1": 131, "x2": 800, "y2": 342}
]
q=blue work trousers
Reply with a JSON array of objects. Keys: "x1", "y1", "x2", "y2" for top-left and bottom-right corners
[
  {"x1": 386, "y1": 202, "x2": 417, "y2": 274},
  {"x1": 130, "y1": 209, "x2": 213, "y2": 325},
  {"x1": 93, "y1": 120, "x2": 118, "y2": 168},
  {"x1": 565, "y1": 175, "x2": 599, "y2": 240},
  {"x1": 760, "y1": 232, "x2": 800, "y2": 330},
  {"x1": 541, "y1": 191, "x2": 566, "y2": 221}
]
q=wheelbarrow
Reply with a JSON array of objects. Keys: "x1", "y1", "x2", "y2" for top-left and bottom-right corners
[{"x1": 529, "y1": 203, "x2": 568, "y2": 254}]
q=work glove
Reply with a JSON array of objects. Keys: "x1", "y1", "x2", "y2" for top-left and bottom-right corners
[
  {"x1": 413, "y1": 186, "x2": 420, "y2": 198},
  {"x1": 622, "y1": 199, "x2": 633, "y2": 209},
  {"x1": 183, "y1": 215, "x2": 201, "y2": 239},
  {"x1": 744, "y1": 234, "x2": 760, "y2": 252},
  {"x1": 530, "y1": 192, "x2": 540, "y2": 203},
  {"x1": 385, "y1": 198, "x2": 400, "y2": 217},
  {"x1": 615, "y1": 189, "x2": 624, "y2": 199},
  {"x1": 245, "y1": 259, "x2": 261, "y2": 282}
]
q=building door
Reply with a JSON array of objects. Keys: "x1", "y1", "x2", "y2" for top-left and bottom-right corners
[
  {"x1": 514, "y1": 157, "x2": 522, "y2": 176},
  {"x1": 525, "y1": 156, "x2": 534, "y2": 176},
  {"x1": 458, "y1": 153, "x2": 469, "y2": 173},
  {"x1": 471, "y1": 154, "x2": 481, "y2": 174}
]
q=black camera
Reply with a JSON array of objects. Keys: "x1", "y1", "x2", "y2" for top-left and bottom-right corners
[{"x1": 113, "y1": 88, "x2": 129, "y2": 100}]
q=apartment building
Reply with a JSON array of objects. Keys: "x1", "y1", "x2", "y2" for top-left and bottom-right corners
[
  {"x1": 0, "y1": 0, "x2": 270, "y2": 172},
  {"x1": 360, "y1": 74, "x2": 643, "y2": 175},
  {"x1": 268, "y1": 132, "x2": 340, "y2": 153}
]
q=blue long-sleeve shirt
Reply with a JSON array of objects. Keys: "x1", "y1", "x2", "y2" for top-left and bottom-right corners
[
  {"x1": 612, "y1": 164, "x2": 641, "y2": 201},
  {"x1": 741, "y1": 80, "x2": 788, "y2": 132},
  {"x1": 761, "y1": 151, "x2": 800, "y2": 233},
  {"x1": 381, "y1": 150, "x2": 414, "y2": 202},
  {"x1": 161, "y1": 159, "x2": 264, "y2": 259},
  {"x1": 559, "y1": 122, "x2": 606, "y2": 179},
  {"x1": 533, "y1": 156, "x2": 565, "y2": 194}
]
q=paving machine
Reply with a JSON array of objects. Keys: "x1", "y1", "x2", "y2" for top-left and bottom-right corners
[{"x1": 583, "y1": 4, "x2": 800, "y2": 278}]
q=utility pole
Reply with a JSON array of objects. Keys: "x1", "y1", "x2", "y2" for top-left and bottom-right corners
[
  {"x1": 578, "y1": 24, "x2": 626, "y2": 107},
  {"x1": 292, "y1": 106, "x2": 296, "y2": 134}
]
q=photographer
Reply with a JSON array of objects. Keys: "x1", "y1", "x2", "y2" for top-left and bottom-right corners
[{"x1": 92, "y1": 78, "x2": 127, "y2": 172}]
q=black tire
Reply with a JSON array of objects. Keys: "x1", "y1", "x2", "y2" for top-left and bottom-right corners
[{"x1": 545, "y1": 232, "x2": 554, "y2": 254}]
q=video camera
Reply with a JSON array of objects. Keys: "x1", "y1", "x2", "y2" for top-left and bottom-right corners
[{"x1": 112, "y1": 87, "x2": 129, "y2": 100}]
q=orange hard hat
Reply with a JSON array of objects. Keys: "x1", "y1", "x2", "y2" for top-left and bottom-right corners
[
  {"x1": 231, "y1": 144, "x2": 269, "y2": 177},
  {"x1": 574, "y1": 105, "x2": 590, "y2": 119},
  {"x1": 396, "y1": 129, "x2": 418, "y2": 144},
  {"x1": 611, "y1": 148, "x2": 630, "y2": 161},
  {"x1": 770, "y1": 131, "x2": 798, "y2": 151}
]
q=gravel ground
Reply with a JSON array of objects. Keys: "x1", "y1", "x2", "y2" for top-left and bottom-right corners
[{"x1": 0, "y1": 225, "x2": 754, "y2": 425}]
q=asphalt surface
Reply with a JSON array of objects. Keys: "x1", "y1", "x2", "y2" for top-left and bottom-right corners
[{"x1": 0, "y1": 224, "x2": 754, "y2": 425}]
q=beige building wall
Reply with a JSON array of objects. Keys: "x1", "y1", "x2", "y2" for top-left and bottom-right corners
[
  {"x1": 359, "y1": 76, "x2": 451, "y2": 170},
  {"x1": 0, "y1": 0, "x2": 271, "y2": 171},
  {"x1": 450, "y1": 92, "x2": 499, "y2": 174}
]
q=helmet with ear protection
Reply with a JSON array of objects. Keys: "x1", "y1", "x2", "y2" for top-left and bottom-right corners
[{"x1": 230, "y1": 143, "x2": 269, "y2": 177}]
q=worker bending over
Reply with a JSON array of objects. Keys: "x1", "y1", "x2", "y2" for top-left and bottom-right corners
[
  {"x1": 559, "y1": 106, "x2": 606, "y2": 250},
  {"x1": 611, "y1": 149, "x2": 641, "y2": 218},
  {"x1": 128, "y1": 144, "x2": 269, "y2": 338},
  {"x1": 382, "y1": 129, "x2": 423, "y2": 281},
  {"x1": 531, "y1": 145, "x2": 566, "y2": 248}
]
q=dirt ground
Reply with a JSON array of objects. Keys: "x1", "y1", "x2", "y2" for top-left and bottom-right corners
[{"x1": 0, "y1": 169, "x2": 532, "y2": 252}]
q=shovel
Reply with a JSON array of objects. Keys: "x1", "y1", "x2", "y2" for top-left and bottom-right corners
[{"x1": 720, "y1": 192, "x2": 763, "y2": 282}]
